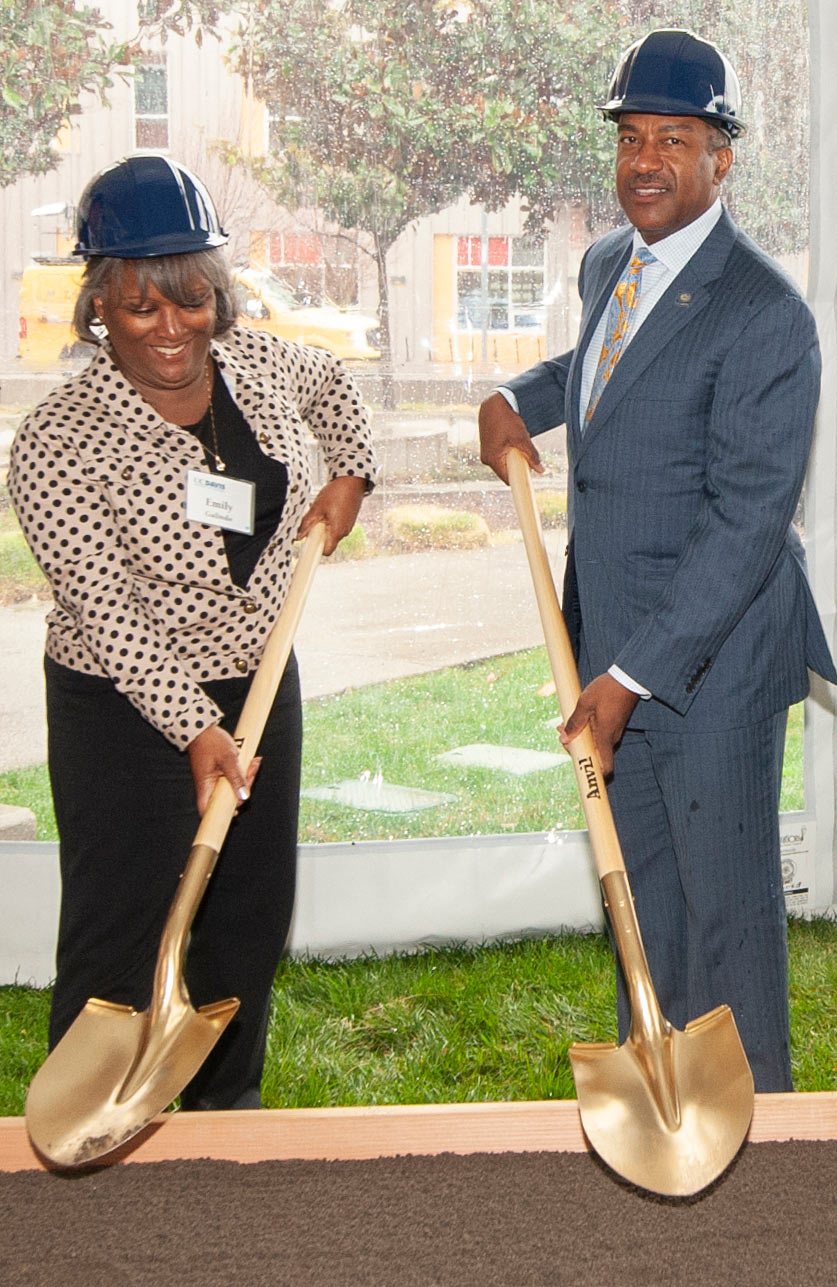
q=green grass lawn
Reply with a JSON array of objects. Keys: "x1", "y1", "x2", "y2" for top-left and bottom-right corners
[
  {"x1": 299, "y1": 647, "x2": 588, "y2": 843},
  {"x1": 262, "y1": 935, "x2": 608, "y2": 1110},
  {"x1": 0, "y1": 480, "x2": 807, "y2": 838},
  {"x1": 1, "y1": 917, "x2": 834, "y2": 1117},
  {"x1": 0, "y1": 651, "x2": 806, "y2": 844}
]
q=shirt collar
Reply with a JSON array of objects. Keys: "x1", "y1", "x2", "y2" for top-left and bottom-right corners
[{"x1": 632, "y1": 198, "x2": 723, "y2": 275}]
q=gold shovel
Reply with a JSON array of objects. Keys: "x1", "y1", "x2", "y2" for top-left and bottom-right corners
[
  {"x1": 25, "y1": 523, "x2": 327, "y2": 1169},
  {"x1": 507, "y1": 450, "x2": 754, "y2": 1196}
]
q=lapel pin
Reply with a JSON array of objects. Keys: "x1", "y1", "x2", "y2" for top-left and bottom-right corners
[{"x1": 676, "y1": 292, "x2": 693, "y2": 306}]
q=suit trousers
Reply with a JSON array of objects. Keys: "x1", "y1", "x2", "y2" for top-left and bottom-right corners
[
  {"x1": 604, "y1": 713, "x2": 792, "y2": 1093},
  {"x1": 44, "y1": 652, "x2": 302, "y2": 1110}
]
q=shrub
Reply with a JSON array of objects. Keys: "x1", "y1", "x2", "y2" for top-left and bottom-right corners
[
  {"x1": 535, "y1": 489, "x2": 567, "y2": 528},
  {"x1": 331, "y1": 523, "x2": 370, "y2": 561},
  {"x1": 383, "y1": 504, "x2": 490, "y2": 551}
]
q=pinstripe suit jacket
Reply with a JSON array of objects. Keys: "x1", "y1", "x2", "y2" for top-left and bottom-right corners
[{"x1": 509, "y1": 208, "x2": 836, "y2": 731}]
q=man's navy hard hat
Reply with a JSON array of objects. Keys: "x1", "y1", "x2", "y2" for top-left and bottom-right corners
[
  {"x1": 599, "y1": 28, "x2": 746, "y2": 138},
  {"x1": 74, "y1": 154, "x2": 229, "y2": 258}
]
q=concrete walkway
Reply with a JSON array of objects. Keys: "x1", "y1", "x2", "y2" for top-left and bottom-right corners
[
  {"x1": 0, "y1": 598, "x2": 52, "y2": 772},
  {"x1": 0, "y1": 534, "x2": 564, "y2": 773}
]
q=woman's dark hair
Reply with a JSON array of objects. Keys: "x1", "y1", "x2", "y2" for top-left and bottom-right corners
[{"x1": 73, "y1": 248, "x2": 238, "y2": 344}]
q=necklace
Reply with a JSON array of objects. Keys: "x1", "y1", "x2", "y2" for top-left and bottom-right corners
[{"x1": 204, "y1": 362, "x2": 226, "y2": 472}]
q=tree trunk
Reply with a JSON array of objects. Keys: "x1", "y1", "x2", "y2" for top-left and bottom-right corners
[{"x1": 374, "y1": 233, "x2": 396, "y2": 410}]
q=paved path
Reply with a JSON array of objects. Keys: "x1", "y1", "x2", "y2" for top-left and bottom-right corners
[
  {"x1": 0, "y1": 598, "x2": 52, "y2": 771},
  {"x1": 0, "y1": 535, "x2": 564, "y2": 772}
]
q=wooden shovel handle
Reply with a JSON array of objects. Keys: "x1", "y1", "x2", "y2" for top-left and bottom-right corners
[
  {"x1": 145, "y1": 523, "x2": 326, "y2": 1020},
  {"x1": 507, "y1": 450, "x2": 626, "y2": 880},
  {"x1": 193, "y1": 521, "x2": 327, "y2": 854}
]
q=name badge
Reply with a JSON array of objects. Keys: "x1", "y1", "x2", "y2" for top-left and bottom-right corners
[{"x1": 186, "y1": 469, "x2": 255, "y2": 534}]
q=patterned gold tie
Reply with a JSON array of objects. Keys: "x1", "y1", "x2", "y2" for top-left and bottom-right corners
[{"x1": 586, "y1": 247, "x2": 656, "y2": 423}]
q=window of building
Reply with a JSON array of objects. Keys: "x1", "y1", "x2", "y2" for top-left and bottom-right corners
[
  {"x1": 456, "y1": 235, "x2": 545, "y2": 332},
  {"x1": 134, "y1": 54, "x2": 169, "y2": 150}
]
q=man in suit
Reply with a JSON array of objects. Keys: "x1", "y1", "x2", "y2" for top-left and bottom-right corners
[{"x1": 479, "y1": 28, "x2": 836, "y2": 1092}]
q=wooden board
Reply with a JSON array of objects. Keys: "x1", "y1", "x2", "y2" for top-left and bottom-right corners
[{"x1": 1, "y1": 1091, "x2": 835, "y2": 1173}]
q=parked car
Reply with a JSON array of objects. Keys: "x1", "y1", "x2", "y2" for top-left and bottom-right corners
[
  {"x1": 17, "y1": 260, "x2": 381, "y2": 368},
  {"x1": 233, "y1": 268, "x2": 381, "y2": 360}
]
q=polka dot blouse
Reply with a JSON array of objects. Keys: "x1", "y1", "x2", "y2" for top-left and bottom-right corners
[{"x1": 8, "y1": 327, "x2": 377, "y2": 750}]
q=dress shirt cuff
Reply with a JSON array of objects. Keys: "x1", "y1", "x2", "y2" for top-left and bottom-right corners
[
  {"x1": 493, "y1": 386, "x2": 520, "y2": 414},
  {"x1": 608, "y1": 664, "x2": 651, "y2": 700}
]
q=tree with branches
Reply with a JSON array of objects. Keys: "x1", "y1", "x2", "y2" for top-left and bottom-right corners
[
  {"x1": 6, "y1": 0, "x2": 805, "y2": 369},
  {"x1": 225, "y1": 0, "x2": 632, "y2": 377},
  {"x1": 225, "y1": 0, "x2": 808, "y2": 381},
  {"x1": 0, "y1": 0, "x2": 226, "y2": 187}
]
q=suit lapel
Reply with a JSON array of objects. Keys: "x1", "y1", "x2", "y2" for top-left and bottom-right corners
[{"x1": 576, "y1": 211, "x2": 738, "y2": 457}]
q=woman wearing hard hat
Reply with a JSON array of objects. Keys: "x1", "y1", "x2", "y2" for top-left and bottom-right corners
[{"x1": 9, "y1": 154, "x2": 376, "y2": 1110}]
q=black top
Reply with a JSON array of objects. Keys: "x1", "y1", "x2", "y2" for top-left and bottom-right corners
[{"x1": 184, "y1": 367, "x2": 289, "y2": 587}]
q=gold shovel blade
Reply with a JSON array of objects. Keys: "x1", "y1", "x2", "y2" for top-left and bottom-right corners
[
  {"x1": 569, "y1": 1004, "x2": 754, "y2": 1196},
  {"x1": 25, "y1": 992, "x2": 239, "y2": 1168}
]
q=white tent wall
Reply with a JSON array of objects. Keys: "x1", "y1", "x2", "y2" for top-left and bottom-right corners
[
  {"x1": 1, "y1": 3, "x2": 836, "y2": 988},
  {"x1": 804, "y1": 0, "x2": 837, "y2": 914},
  {"x1": 0, "y1": 831, "x2": 606, "y2": 986}
]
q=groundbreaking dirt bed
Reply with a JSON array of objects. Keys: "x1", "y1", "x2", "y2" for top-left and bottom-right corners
[{"x1": 2, "y1": 1140, "x2": 836, "y2": 1286}]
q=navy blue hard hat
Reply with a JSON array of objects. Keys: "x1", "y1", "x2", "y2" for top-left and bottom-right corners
[
  {"x1": 74, "y1": 154, "x2": 229, "y2": 258},
  {"x1": 599, "y1": 29, "x2": 746, "y2": 138}
]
